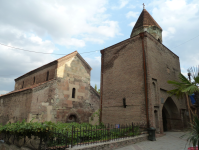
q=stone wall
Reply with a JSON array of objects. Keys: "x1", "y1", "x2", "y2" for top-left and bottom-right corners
[
  {"x1": 0, "y1": 89, "x2": 32, "y2": 125},
  {"x1": 69, "y1": 134, "x2": 148, "y2": 150},
  {"x1": 28, "y1": 79, "x2": 57, "y2": 123},
  {"x1": 55, "y1": 55, "x2": 97, "y2": 123},
  {"x1": 101, "y1": 35, "x2": 147, "y2": 125},
  {"x1": 27, "y1": 55, "x2": 99, "y2": 124},
  {"x1": 15, "y1": 62, "x2": 57, "y2": 90},
  {"x1": 0, "y1": 134, "x2": 148, "y2": 150}
]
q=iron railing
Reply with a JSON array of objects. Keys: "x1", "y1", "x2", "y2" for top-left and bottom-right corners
[{"x1": 0, "y1": 122, "x2": 147, "y2": 150}]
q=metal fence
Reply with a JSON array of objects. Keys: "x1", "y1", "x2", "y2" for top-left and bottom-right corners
[{"x1": 0, "y1": 122, "x2": 147, "y2": 150}]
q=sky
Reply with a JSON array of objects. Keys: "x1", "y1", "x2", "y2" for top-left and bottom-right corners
[{"x1": 0, "y1": 0, "x2": 199, "y2": 95}]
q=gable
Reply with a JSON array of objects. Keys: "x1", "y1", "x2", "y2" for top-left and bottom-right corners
[{"x1": 57, "y1": 54, "x2": 91, "y2": 79}]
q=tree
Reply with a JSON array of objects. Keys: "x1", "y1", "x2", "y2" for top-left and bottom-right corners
[
  {"x1": 168, "y1": 67, "x2": 199, "y2": 149},
  {"x1": 94, "y1": 84, "x2": 100, "y2": 95},
  {"x1": 167, "y1": 66, "x2": 199, "y2": 119},
  {"x1": 167, "y1": 73, "x2": 199, "y2": 98}
]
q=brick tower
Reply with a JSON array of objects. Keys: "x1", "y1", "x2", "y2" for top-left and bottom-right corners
[{"x1": 100, "y1": 6, "x2": 188, "y2": 133}]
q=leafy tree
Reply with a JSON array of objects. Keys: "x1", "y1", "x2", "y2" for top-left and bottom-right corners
[
  {"x1": 94, "y1": 84, "x2": 100, "y2": 94},
  {"x1": 167, "y1": 73, "x2": 199, "y2": 98},
  {"x1": 95, "y1": 84, "x2": 97, "y2": 91},
  {"x1": 167, "y1": 66, "x2": 199, "y2": 118}
]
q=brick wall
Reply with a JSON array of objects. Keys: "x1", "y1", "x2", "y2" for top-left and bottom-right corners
[
  {"x1": 145, "y1": 32, "x2": 186, "y2": 132},
  {"x1": 101, "y1": 35, "x2": 147, "y2": 125},
  {"x1": 101, "y1": 32, "x2": 188, "y2": 132}
]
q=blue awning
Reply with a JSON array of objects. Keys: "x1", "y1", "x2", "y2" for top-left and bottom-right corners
[{"x1": 189, "y1": 94, "x2": 196, "y2": 104}]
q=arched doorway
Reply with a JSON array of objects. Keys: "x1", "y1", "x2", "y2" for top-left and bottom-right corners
[
  {"x1": 162, "y1": 97, "x2": 182, "y2": 131},
  {"x1": 67, "y1": 114, "x2": 77, "y2": 123}
]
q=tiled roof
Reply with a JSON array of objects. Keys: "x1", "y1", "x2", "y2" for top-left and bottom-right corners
[{"x1": 132, "y1": 9, "x2": 162, "y2": 31}]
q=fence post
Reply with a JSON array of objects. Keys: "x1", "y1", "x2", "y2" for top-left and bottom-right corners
[
  {"x1": 132, "y1": 122, "x2": 134, "y2": 137},
  {"x1": 38, "y1": 132, "x2": 42, "y2": 150},
  {"x1": 71, "y1": 125, "x2": 74, "y2": 148},
  {"x1": 108, "y1": 124, "x2": 110, "y2": 141}
]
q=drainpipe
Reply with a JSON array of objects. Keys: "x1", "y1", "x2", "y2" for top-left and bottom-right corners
[
  {"x1": 139, "y1": 32, "x2": 149, "y2": 128},
  {"x1": 100, "y1": 50, "x2": 104, "y2": 123}
]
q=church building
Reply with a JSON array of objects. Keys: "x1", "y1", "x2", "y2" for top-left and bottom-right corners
[
  {"x1": 100, "y1": 7, "x2": 188, "y2": 133},
  {"x1": 0, "y1": 51, "x2": 100, "y2": 125}
]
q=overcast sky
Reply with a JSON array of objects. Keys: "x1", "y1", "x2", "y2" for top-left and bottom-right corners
[{"x1": 0, "y1": 0, "x2": 199, "y2": 94}]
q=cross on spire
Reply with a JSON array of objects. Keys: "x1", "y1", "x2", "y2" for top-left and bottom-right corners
[{"x1": 143, "y1": 3, "x2": 145, "y2": 9}]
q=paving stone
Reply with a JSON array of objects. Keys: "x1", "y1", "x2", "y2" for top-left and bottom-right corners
[{"x1": 115, "y1": 132, "x2": 190, "y2": 150}]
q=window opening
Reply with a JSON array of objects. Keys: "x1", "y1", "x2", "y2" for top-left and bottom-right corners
[
  {"x1": 72, "y1": 88, "x2": 76, "y2": 98},
  {"x1": 68, "y1": 115, "x2": 77, "y2": 122},
  {"x1": 46, "y1": 71, "x2": 49, "y2": 81},
  {"x1": 123, "y1": 98, "x2": 127, "y2": 108},
  {"x1": 22, "y1": 81, "x2": 24, "y2": 89}
]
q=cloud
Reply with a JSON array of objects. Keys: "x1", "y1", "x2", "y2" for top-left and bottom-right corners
[
  {"x1": 150, "y1": 0, "x2": 199, "y2": 71},
  {"x1": 112, "y1": 0, "x2": 129, "y2": 9},
  {"x1": 128, "y1": 22, "x2": 136, "y2": 27},
  {"x1": 84, "y1": 56, "x2": 101, "y2": 89},
  {"x1": 126, "y1": 11, "x2": 139, "y2": 18},
  {"x1": 0, "y1": 0, "x2": 120, "y2": 94},
  {"x1": 0, "y1": 0, "x2": 119, "y2": 48}
]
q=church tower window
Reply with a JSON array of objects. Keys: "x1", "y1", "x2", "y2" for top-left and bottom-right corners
[{"x1": 72, "y1": 88, "x2": 76, "y2": 98}]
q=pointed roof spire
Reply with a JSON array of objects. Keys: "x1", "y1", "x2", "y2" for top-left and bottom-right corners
[{"x1": 132, "y1": 7, "x2": 162, "y2": 32}]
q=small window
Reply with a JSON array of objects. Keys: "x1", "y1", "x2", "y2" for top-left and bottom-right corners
[
  {"x1": 46, "y1": 71, "x2": 49, "y2": 81},
  {"x1": 72, "y1": 88, "x2": 76, "y2": 98},
  {"x1": 22, "y1": 81, "x2": 24, "y2": 89},
  {"x1": 158, "y1": 38, "x2": 161, "y2": 42},
  {"x1": 123, "y1": 98, "x2": 126, "y2": 108},
  {"x1": 33, "y1": 77, "x2": 35, "y2": 84}
]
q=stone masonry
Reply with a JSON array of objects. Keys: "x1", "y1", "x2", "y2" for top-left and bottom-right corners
[{"x1": 0, "y1": 51, "x2": 100, "y2": 125}]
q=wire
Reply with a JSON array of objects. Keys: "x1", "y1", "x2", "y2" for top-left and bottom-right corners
[
  {"x1": 1, "y1": 32, "x2": 199, "y2": 55},
  {"x1": 0, "y1": 42, "x2": 100, "y2": 55},
  {"x1": 171, "y1": 34, "x2": 199, "y2": 49}
]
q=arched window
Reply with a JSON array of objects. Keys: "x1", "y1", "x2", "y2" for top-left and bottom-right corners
[
  {"x1": 72, "y1": 88, "x2": 76, "y2": 98},
  {"x1": 22, "y1": 81, "x2": 24, "y2": 89},
  {"x1": 46, "y1": 71, "x2": 49, "y2": 81},
  {"x1": 33, "y1": 77, "x2": 35, "y2": 84}
]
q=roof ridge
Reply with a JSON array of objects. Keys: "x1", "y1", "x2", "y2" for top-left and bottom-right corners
[{"x1": 15, "y1": 51, "x2": 77, "y2": 81}]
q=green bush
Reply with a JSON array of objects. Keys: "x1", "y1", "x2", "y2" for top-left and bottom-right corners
[{"x1": 0, "y1": 120, "x2": 142, "y2": 147}]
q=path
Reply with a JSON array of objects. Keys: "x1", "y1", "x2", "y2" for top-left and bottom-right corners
[{"x1": 115, "y1": 132, "x2": 191, "y2": 150}]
